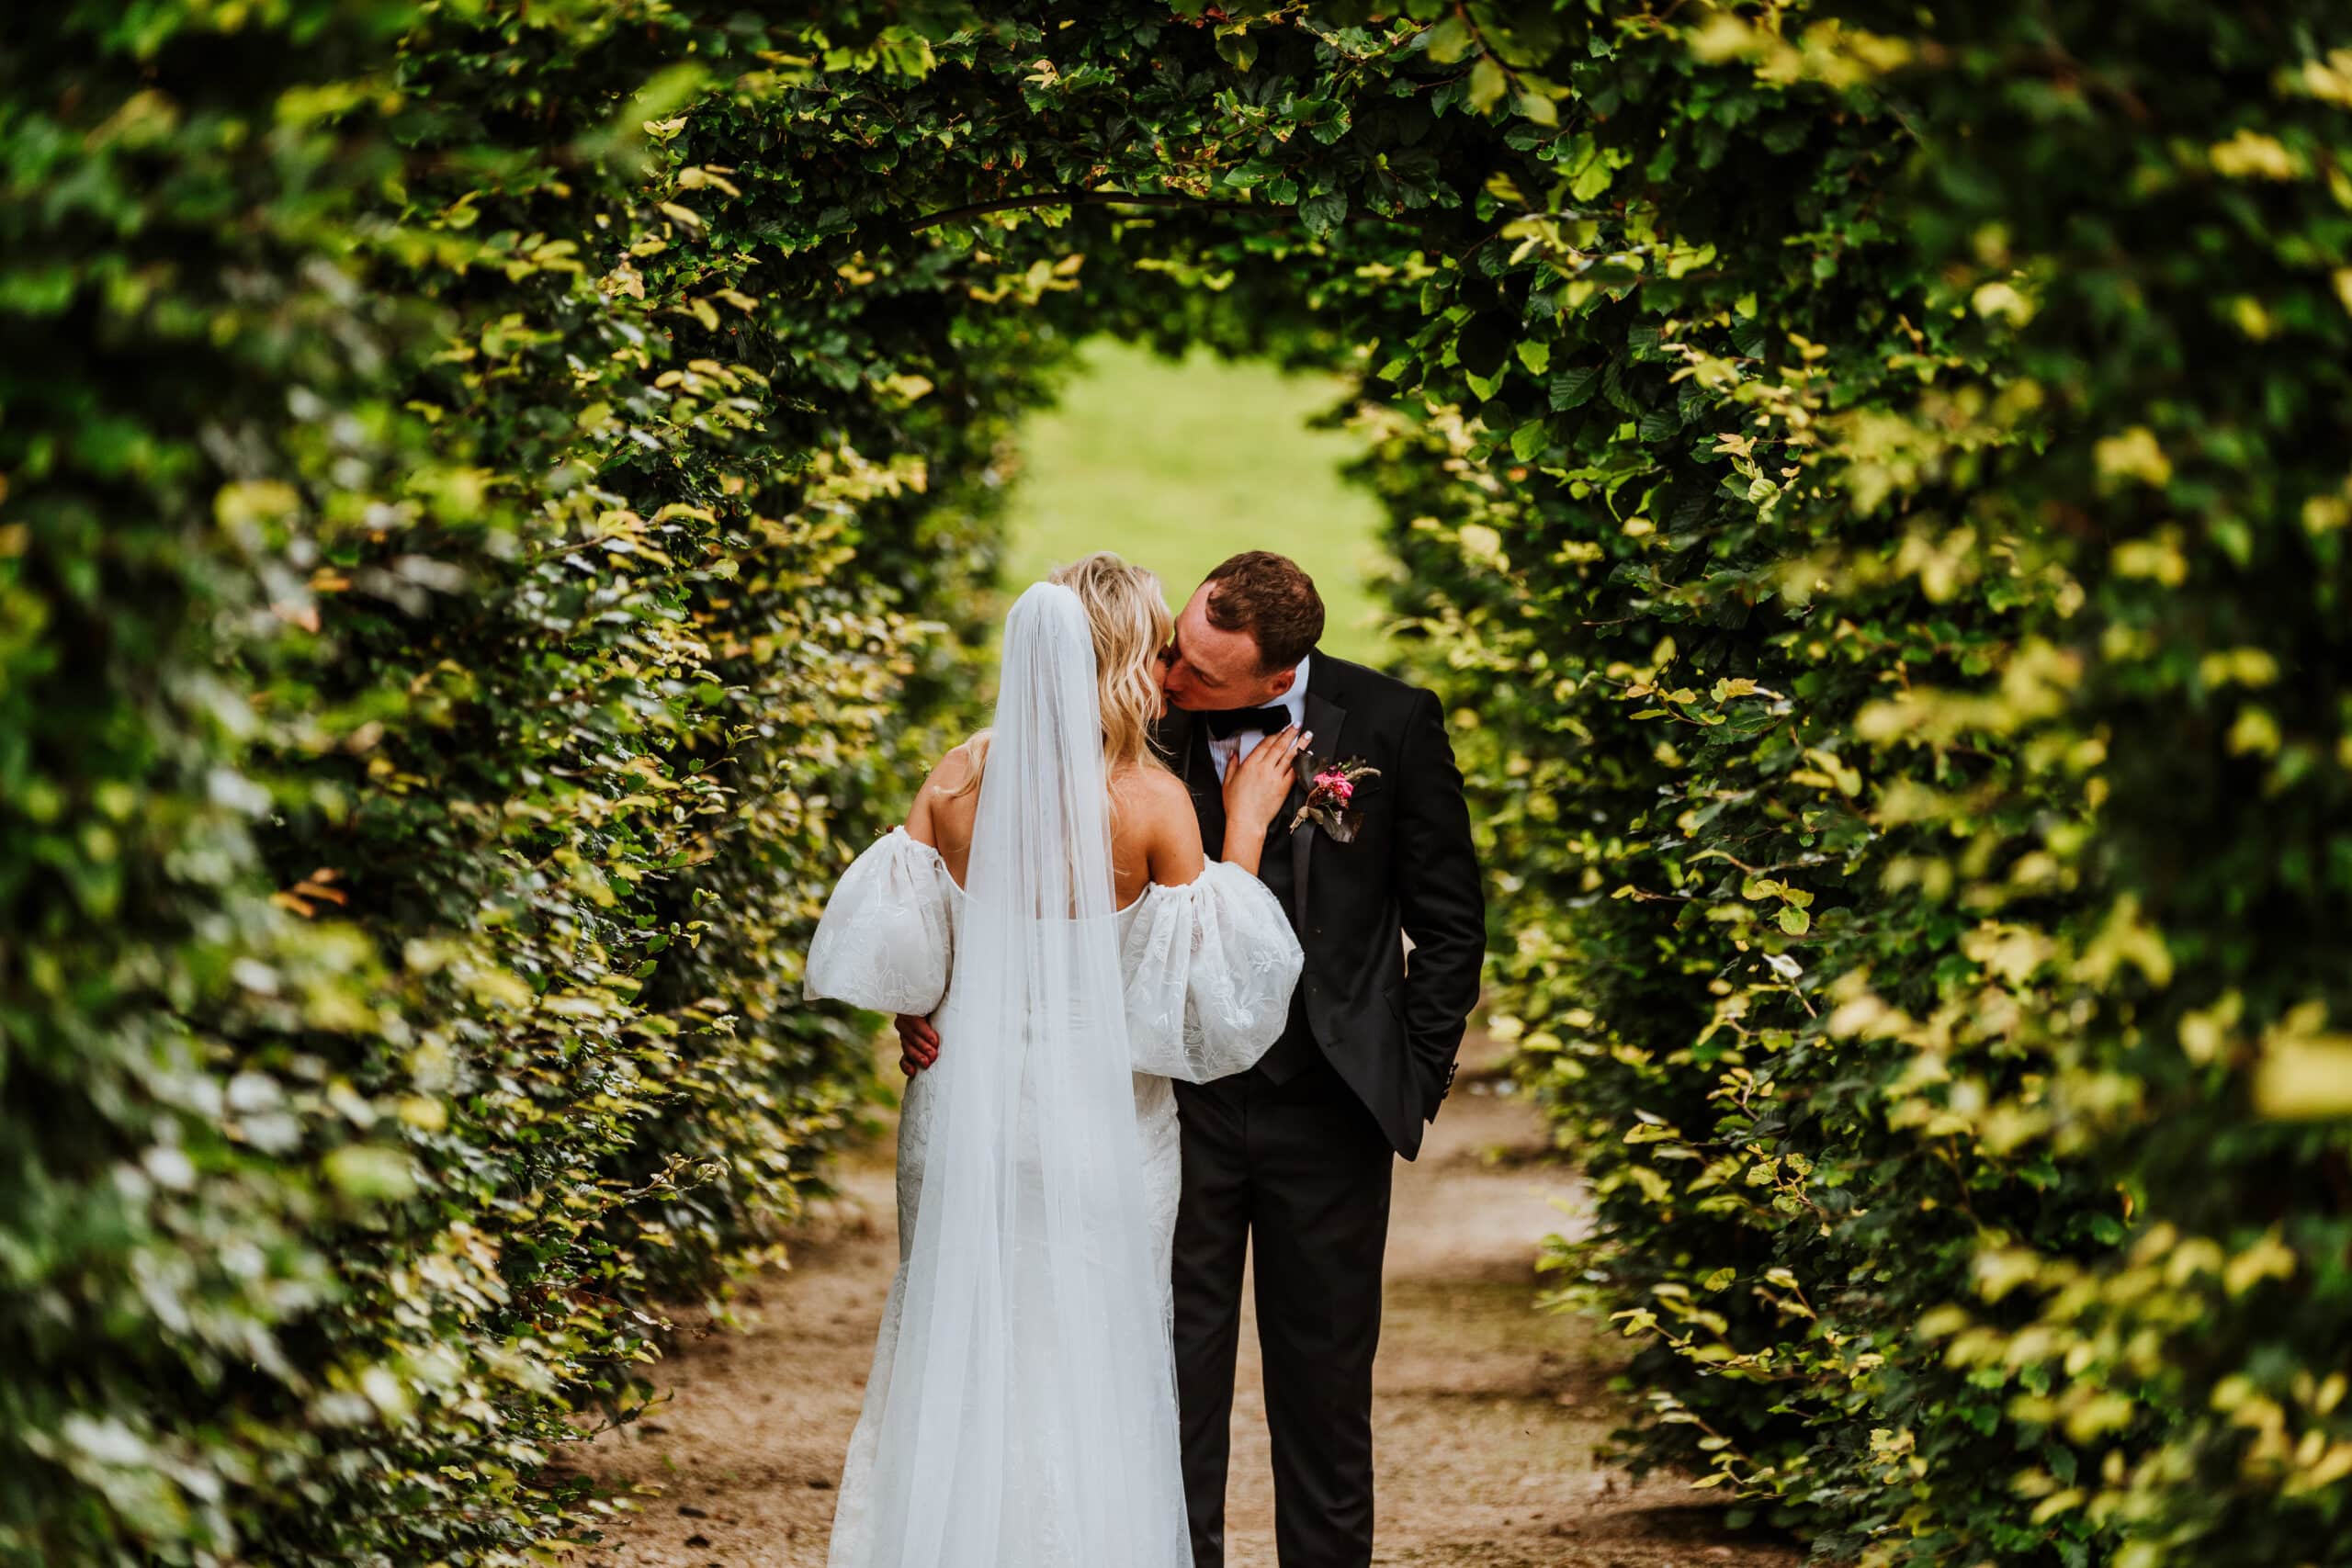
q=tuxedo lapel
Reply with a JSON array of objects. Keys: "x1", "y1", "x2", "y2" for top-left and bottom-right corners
[
  {"x1": 1177, "y1": 711, "x2": 1227, "y2": 851},
  {"x1": 1291, "y1": 660, "x2": 1347, "y2": 928}
]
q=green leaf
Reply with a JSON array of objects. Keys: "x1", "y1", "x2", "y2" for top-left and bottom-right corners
[
  {"x1": 1468, "y1": 56, "x2": 1510, "y2": 114},
  {"x1": 1298, "y1": 188, "x2": 1347, "y2": 236},
  {"x1": 324, "y1": 1145, "x2": 418, "y2": 1202},
  {"x1": 1548, "y1": 365, "x2": 1599, "y2": 410},
  {"x1": 1423, "y1": 16, "x2": 1473, "y2": 63}
]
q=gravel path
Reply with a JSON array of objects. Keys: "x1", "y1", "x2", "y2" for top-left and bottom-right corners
[{"x1": 560, "y1": 1037, "x2": 1797, "y2": 1568}]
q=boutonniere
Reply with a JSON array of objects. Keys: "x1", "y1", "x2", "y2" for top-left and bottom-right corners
[{"x1": 1288, "y1": 752, "x2": 1382, "y2": 843}]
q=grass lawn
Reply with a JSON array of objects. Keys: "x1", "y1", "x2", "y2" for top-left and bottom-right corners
[{"x1": 997, "y1": 337, "x2": 1396, "y2": 669}]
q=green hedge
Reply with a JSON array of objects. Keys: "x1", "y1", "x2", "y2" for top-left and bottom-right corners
[
  {"x1": 0, "y1": 4, "x2": 1046, "y2": 1560},
  {"x1": 1344, "y1": 5, "x2": 2352, "y2": 1565}
]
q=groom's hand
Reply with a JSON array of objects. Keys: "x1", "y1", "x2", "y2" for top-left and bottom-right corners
[{"x1": 895, "y1": 1012, "x2": 940, "y2": 1077}]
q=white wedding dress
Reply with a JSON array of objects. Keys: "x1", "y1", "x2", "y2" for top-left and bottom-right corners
[{"x1": 802, "y1": 582, "x2": 1303, "y2": 1568}]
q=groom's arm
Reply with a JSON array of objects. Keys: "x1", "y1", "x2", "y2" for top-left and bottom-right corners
[
  {"x1": 1391, "y1": 687, "x2": 1486, "y2": 1116},
  {"x1": 894, "y1": 1012, "x2": 939, "y2": 1076}
]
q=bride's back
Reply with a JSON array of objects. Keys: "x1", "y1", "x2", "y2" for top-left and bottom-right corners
[
  {"x1": 907, "y1": 553, "x2": 1204, "y2": 911},
  {"x1": 909, "y1": 741, "x2": 1201, "y2": 912}
]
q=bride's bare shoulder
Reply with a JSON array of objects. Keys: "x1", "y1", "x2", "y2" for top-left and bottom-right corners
[
  {"x1": 907, "y1": 738, "x2": 988, "y2": 847},
  {"x1": 918, "y1": 737, "x2": 988, "y2": 799},
  {"x1": 1112, "y1": 764, "x2": 1204, "y2": 884},
  {"x1": 1111, "y1": 761, "x2": 1191, "y2": 817}
]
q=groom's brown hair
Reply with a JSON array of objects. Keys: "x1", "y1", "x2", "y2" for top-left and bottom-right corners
[{"x1": 1204, "y1": 551, "x2": 1324, "y2": 672}]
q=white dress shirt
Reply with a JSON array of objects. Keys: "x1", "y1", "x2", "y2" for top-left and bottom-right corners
[{"x1": 1205, "y1": 655, "x2": 1311, "y2": 783}]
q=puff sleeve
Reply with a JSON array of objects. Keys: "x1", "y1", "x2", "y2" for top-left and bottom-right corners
[
  {"x1": 803, "y1": 828, "x2": 958, "y2": 1017},
  {"x1": 1120, "y1": 861, "x2": 1306, "y2": 1082}
]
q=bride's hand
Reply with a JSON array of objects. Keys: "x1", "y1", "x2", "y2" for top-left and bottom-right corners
[{"x1": 1220, "y1": 725, "x2": 1310, "y2": 870}]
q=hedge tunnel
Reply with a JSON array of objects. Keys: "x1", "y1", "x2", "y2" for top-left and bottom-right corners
[{"x1": 5, "y1": 2, "x2": 2350, "y2": 1563}]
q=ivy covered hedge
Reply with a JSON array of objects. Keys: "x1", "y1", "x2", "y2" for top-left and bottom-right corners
[
  {"x1": 0, "y1": 3, "x2": 1038, "y2": 1561},
  {"x1": 6, "y1": 1, "x2": 2347, "y2": 1564},
  {"x1": 1347, "y1": 5, "x2": 2352, "y2": 1566}
]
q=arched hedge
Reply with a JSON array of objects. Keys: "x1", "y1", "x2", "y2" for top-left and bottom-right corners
[
  {"x1": 1353, "y1": 6, "x2": 2352, "y2": 1565},
  {"x1": 2, "y1": 4, "x2": 1037, "y2": 1560},
  {"x1": 4, "y1": 2, "x2": 2346, "y2": 1565}
]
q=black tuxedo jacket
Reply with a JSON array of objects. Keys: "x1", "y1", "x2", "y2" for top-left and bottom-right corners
[{"x1": 1155, "y1": 651, "x2": 1486, "y2": 1159}]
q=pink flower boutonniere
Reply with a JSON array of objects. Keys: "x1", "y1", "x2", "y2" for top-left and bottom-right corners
[{"x1": 1289, "y1": 752, "x2": 1382, "y2": 843}]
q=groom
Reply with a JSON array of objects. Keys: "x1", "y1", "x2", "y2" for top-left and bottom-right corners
[{"x1": 1155, "y1": 551, "x2": 1485, "y2": 1568}]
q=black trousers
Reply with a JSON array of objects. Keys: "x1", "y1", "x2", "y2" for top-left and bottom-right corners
[{"x1": 1170, "y1": 1051, "x2": 1396, "y2": 1568}]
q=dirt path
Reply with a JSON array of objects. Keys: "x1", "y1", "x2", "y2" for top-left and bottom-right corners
[{"x1": 563, "y1": 1037, "x2": 1797, "y2": 1567}]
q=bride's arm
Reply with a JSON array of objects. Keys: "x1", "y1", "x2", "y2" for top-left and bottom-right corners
[
  {"x1": 1125, "y1": 771, "x2": 1305, "y2": 1082},
  {"x1": 803, "y1": 808, "x2": 958, "y2": 1026},
  {"x1": 1216, "y1": 725, "x2": 1308, "y2": 873},
  {"x1": 872, "y1": 742, "x2": 981, "y2": 1075},
  {"x1": 904, "y1": 739, "x2": 981, "y2": 857},
  {"x1": 1141, "y1": 769, "x2": 1207, "y2": 887}
]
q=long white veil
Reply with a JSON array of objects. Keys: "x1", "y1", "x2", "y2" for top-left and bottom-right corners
[{"x1": 845, "y1": 581, "x2": 1189, "y2": 1567}]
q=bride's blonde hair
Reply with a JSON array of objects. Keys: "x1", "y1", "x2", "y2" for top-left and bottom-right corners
[
  {"x1": 949, "y1": 553, "x2": 1172, "y2": 796},
  {"x1": 1051, "y1": 551, "x2": 1173, "y2": 780}
]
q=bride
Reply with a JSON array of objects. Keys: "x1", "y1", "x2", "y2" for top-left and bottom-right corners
[{"x1": 802, "y1": 553, "x2": 1306, "y2": 1567}]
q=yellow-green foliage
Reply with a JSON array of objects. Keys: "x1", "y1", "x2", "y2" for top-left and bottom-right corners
[
  {"x1": 0, "y1": 3, "x2": 1016, "y2": 1560},
  {"x1": 1355, "y1": 5, "x2": 2352, "y2": 1565},
  {"x1": 6, "y1": 2, "x2": 2347, "y2": 1565}
]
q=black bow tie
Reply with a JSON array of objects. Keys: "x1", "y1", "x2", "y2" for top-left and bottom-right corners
[{"x1": 1201, "y1": 703, "x2": 1294, "y2": 740}]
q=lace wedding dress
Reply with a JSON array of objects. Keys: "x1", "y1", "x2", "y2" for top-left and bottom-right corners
[{"x1": 802, "y1": 582, "x2": 1303, "y2": 1568}]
